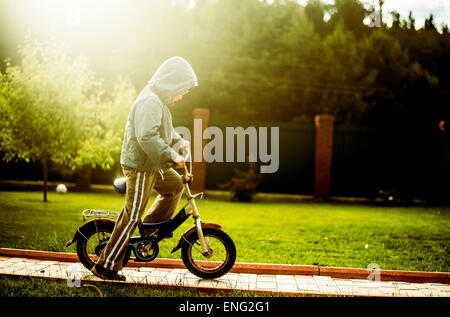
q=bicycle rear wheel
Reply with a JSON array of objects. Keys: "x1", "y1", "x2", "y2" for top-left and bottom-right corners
[{"x1": 76, "y1": 221, "x2": 130, "y2": 270}]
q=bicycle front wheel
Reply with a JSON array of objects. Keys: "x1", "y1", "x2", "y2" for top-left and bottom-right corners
[{"x1": 181, "y1": 228, "x2": 236, "y2": 279}]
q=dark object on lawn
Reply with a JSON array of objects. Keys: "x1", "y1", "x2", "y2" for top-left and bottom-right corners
[{"x1": 220, "y1": 165, "x2": 262, "y2": 202}]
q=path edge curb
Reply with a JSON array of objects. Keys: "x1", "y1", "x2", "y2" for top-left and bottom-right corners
[{"x1": 0, "y1": 248, "x2": 448, "y2": 284}]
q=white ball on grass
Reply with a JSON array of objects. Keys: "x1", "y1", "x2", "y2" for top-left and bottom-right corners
[{"x1": 56, "y1": 184, "x2": 67, "y2": 194}]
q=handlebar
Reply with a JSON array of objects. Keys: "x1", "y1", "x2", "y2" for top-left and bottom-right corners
[
  {"x1": 177, "y1": 148, "x2": 192, "y2": 178},
  {"x1": 180, "y1": 148, "x2": 190, "y2": 162}
]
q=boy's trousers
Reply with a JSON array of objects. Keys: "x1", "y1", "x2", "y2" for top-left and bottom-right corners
[{"x1": 96, "y1": 167, "x2": 184, "y2": 272}]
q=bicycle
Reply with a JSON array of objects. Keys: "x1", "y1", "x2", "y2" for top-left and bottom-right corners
[{"x1": 65, "y1": 149, "x2": 236, "y2": 279}]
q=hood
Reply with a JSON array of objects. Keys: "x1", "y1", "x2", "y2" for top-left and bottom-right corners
[{"x1": 148, "y1": 56, "x2": 198, "y2": 104}]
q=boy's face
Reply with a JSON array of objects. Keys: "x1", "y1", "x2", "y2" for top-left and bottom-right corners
[{"x1": 171, "y1": 90, "x2": 189, "y2": 103}]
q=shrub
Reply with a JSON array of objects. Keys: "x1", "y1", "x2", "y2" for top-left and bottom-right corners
[{"x1": 220, "y1": 165, "x2": 262, "y2": 202}]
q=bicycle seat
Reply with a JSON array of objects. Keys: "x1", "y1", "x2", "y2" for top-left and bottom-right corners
[{"x1": 113, "y1": 177, "x2": 127, "y2": 194}]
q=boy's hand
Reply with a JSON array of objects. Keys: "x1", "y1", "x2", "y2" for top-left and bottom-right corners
[
  {"x1": 179, "y1": 140, "x2": 190, "y2": 154},
  {"x1": 174, "y1": 155, "x2": 186, "y2": 169}
]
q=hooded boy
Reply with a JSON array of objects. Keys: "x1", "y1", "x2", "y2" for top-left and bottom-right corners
[{"x1": 92, "y1": 57, "x2": 198, "y2": 280}]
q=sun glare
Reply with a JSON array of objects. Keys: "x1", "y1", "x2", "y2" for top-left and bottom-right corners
[
  {"x1": 10, "y1": 0, "x2": 128, "y2": 36},
  {"x1": 66, "y1": 0, "x2": 81, "y2": 28}
]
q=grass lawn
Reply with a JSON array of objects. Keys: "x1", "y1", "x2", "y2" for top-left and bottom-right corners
[
  {"x1": 0, "y1": 191, "x2": 448, "y2": 272},
  {"x1": 0, "y1": 275, "x2": 279, "y2": 297}
]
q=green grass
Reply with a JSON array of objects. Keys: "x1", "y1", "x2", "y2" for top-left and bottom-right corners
[
  {"x1": 0, "y1": 275, "x2": 203, "y2": 297},
  {"x1": 0, "y1": 275, "x2": 280, "y2": 297},
  {"x1": 0, "y1": 191, "x2": 449, "y2": 272}
]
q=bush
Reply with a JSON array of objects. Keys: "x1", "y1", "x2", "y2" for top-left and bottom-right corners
[{"x1": 220, "y1": 165, "x2": 262, "y2": 202}]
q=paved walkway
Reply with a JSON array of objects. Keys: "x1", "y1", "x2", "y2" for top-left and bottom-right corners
[{"x1": 1, "y1": 256, "x2": 449, "y2": 297}]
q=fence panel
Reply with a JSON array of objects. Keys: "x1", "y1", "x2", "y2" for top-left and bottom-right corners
[{"x1": 330, "y1": 124, "x2": 445, "y2": 200}]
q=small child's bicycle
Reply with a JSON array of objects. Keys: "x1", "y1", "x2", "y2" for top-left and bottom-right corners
[{"x1": 66, "y1": 150, "x2": 236, "y2": 279}]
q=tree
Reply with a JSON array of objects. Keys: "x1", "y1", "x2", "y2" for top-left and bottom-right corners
[
  {"x1": 1, "y1": 0, "x2": 449, "y2": 131},
  {"x1": 423, "y1": 14, "x2": 437, "y2": 32},
  {"x1": 407, "y1": 11, "x2": 416, "y2": 30},
  {"x1": 390, "y1": 10, "x2": 401, "y2": 29},
  {"x1": 307, "y1": 25, "x2": 375, "y2": 124},
  {"x1": 73, "y1": 76, "x2": 136, "y2": 187},
  {"x1": 359, "y1": 30, "x2": 438, "y2": 125},
  {"x1": 327, "y1": 0, "x2": 368, "y2": 38},
  {"x1": 305, "y1": 0, "x2": 328, "y2": 36},
  {"x1": 0, "y1": 40, "x2": 131, "y2": 201}
]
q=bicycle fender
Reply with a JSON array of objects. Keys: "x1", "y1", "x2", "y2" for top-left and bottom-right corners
[
  {"x1": 65, "y1": 218, "x2": 116, "y2": 247},
  {"x1": 170, "y1": 222, "x2": 223, "y2": 253}
]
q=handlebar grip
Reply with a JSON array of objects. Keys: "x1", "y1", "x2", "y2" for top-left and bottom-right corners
[
  {"x1": 180, "y1": 150, "x2": 190, "y2": 161},
  {"x1": 170, "y1": 149, "x2": 190, "y2": 168}
]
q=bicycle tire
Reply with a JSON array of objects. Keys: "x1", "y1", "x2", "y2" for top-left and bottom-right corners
[
  {"x1": 76, "y1": 221, "x2": 130, "y2": 270},
  {"x1": 181, "y1": 228, "x2": 236, "y2": 279}
]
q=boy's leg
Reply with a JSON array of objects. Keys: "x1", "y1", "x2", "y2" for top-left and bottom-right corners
[
  {"x1": 96, "y1": 168, "x2": 157, "y2": 272},
  {"x1": 142, "y1": 168, "x2": 184, "y2": 231}
]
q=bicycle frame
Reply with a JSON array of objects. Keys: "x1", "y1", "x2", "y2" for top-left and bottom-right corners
[{"x1": 129, "y1": 149, "x2": 212, "y2": 256}]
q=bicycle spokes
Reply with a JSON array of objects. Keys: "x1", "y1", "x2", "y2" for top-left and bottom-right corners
[
  {"x1": 187, "y1": 234, "x2": 229, "y2": 271},
  {"x1": 86, "y1": 231, "x2": 111, "y2": 258}
]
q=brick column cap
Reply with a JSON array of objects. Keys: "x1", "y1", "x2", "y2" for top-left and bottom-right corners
[
  {"x1": 193, "y1": 108, "x2": 210, "y2": 120},
  {"x1": 314, "y1": 114, "x2": 335, "y2": 125}
]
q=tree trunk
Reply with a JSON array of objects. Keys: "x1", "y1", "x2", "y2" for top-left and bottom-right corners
[
  {"x1": 442, "y1": 121, "x2": 449, "y2": 202},
  {"x1": 43, "y1": 158, "x2": 48, "y2": 203}
]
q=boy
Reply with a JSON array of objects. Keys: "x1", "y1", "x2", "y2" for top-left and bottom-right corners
[{"x1": 92, "y1": 56, "x2": 197, "y2": 280}]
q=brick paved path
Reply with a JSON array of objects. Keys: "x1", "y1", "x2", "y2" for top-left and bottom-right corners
[{"x1": 1, "y1": 256, "x2": 449, "y2": 297}]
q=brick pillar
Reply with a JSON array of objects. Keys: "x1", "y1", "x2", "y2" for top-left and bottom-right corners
[
  {"x1": 191, "y1": 108, "x2": 210, "y2": 193},
  {"x1": 314, "y1": 115, "x2": 335, "y2": 200}
]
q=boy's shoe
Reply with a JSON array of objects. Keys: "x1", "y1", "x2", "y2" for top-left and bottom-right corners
[{"x1": 91, "y1": 264, "x2": 126, "y2": 281}]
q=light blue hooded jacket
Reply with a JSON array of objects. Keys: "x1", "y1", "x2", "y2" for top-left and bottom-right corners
[{"x1": 120, "y1": 57, "x2": 198, "y2": 172}]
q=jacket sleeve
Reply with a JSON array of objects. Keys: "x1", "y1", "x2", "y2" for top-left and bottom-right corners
[
  {"x1": 171, "y1": 128, "x2": 184, "y2": 148},
  {"x1": 134, "y1": 96, "x2": 178, "y2": 170}
]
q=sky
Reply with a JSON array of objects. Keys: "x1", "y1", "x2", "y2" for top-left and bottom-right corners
[
  {"x1": 373, "y1": 0, "x2": 449, "y2": 28},
  {"x1": 294, "y1": 0, "x2": 450, "y2": 29}
]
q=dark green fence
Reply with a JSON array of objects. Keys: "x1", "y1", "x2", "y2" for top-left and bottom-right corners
[
  {"x1": 330, "y1": 123, "x2": 445, "y2": 200},
  {"x1": 0, "y1": 117, "x2": 446, "y2": 201},
  {"x1": 173, "y1": 118, "x2": 446, "y2": 199},
  {"x1": 199, "y1": 120, "x2": 315, "y2": 195}
]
